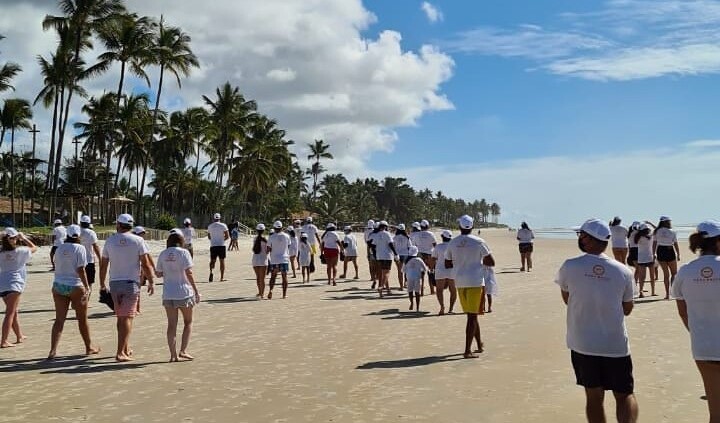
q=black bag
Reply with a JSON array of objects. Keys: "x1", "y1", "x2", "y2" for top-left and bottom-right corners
[
  {"x1": 340, "y1": 251, "x2": 345, "y2": 261},
  {"x1": 309, "y1": 257, "x2": 316, "y2": 273},
  {"x1": 99, "y1": 288, "x2": 114, "y2": 311},
  {"x1": 320, "y1": 254, "x2": 326, "y2": 264}
]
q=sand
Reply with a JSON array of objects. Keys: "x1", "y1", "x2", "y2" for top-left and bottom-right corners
[{"x1": 0, "y1": 229, "x2": 708, "y2": 422}]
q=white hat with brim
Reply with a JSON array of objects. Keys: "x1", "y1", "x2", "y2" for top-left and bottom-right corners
[
  {"x1": 344, "y1": 226, "x2": 352, "y2": 231},
  {"x1": 577, "y1": 218, "x2": 612, "y2": 241},
  {"x1": 80, "y1": 215, "x2": 91, "y2": 224},
  {"x1": 54, "y1": 219, "x2": 62, "y2": 225},
  {"x1": 132, "y1": 226, "x2": 146, "y2": 235},
  {"x1": 441, "y1": 229, "x2": 452, "y2": 239},
  {"x1": 183, "y1": 218, "x2": 191, "y2": 224},
  {"x1": 116, "y1": 214, "x2": 134, "y2": 225},
  {"x1": 256, "y1": 223, "x2": 266, "y2": 231},
  {"x1": 4, "y1": 227, "x2": 19, "y2": 238},
  {"x1": 420, "y1": 219, "x2": 430, "y2": 227},
  {"x1": 66, "y1": 224, "x2": 81, "y2": 238},
  {"x1": 411, "y1": 222, "x2": 421, "y2": 229},
  {"x1": 213, "y1": 213, "x2": 221, "y2": 220},
  {"x1": 168, "y1": 228, "x2": 182, "y2": 236},
  {"x1": 660, "y1": 216, "x2": 671, "y2": 222},
  {"x1": 366, "y1": 221, "x2": 375, "y2": 229},
  {"x1": 326, "y1": 223, "x2": 336, "y2": 229},
  {"x1": 378, "y1": 220, "x2": 389, "y2": 227},
  {"x1": 273, "y1": 220, "x2": 283, "y2": 229},
  {"x1": 458, "y1": 215, "x2": 474, "y2": 229},
  {"x1": 300, "y1": 233, "x2": 308, "y2": 238},
  {"x1": 698, "y1": 220, "x2": 720, "y2": 238},
  {"x1": 396, "y1": 224, "x2": 406, "y2": 231}
]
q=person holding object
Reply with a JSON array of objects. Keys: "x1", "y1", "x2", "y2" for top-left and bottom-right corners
[
  {"x1": 557, "y1": 218, "x2": 638, "y2": 423},
  {"x1": 0, "y1": 228, "x2": 37, "y2": 348}
]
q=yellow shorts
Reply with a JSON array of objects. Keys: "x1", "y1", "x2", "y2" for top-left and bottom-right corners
[
  {"x1": 311, "y1": 244, "x2": 318, "y2": 255},
  {"x1": 458, "y1": 287, "x2": 485, "y2": 314}
]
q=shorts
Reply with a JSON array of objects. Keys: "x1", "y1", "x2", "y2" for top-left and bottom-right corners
[
  {"x1": 419, "y1": 253, "x2": 432, "y2": 260},
  {"x1": 377, "y1": 260, "x2": 392, "y2": 270},
  {"x1": 323, "y1": 248, "x2": 339, "y2": 259},
  {"x1": 51, "y1": 246, "x2": 58, "y2": 256},
  {"x1": 519, "y1": 243, "x2": 534, "y2": 253},
  {"x1": 109, "y1": 280, "x2": 140, "y2": 318},
  {"x1": 210, "y1": 246, "x2": 227, "y2": 260},
  {"x1": 458, "y1": 287, "x2": 484, "y2": 313},
  {"x1": 85, "y1": 263, "x2": 96, "y2": 285},
  {"x1": 163, "y1": 296, "x2": 196, "y2": 308},
  {"x1": 52, "y1": 282, "x2": 78, "y2": 297},
  {"x1": 269, "y1": 263, "x2": 289, "y2": 273},
  {"x1": 637, "y1": 261, "x2": 655, "y2": 267},
  {"x1": 627, "y1": 247, "x2": 638, "y2": 266},
  {"x1": 310, "y1": 244, "x2": 319, "y2": 255},
  {"x1": 571, "y1": 351, "x2": 634, "y2": 394},
  {"x1": 397, "y1": 255, "x2": 408, "y2": 264},
  {"x1": 0, "y1": 290, "x2": 19, "y2": 298},
  {"x1": 407, "y1": 278, "x2": 422, "y2": 293},
  {"x1": 656, "y1": 245, "x2": 677, "y2": 262}
]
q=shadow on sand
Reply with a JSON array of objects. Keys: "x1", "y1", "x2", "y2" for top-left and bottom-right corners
[
  {"x1": 0, "y1": 355, "x2": 165, "y2": 374},
  {"x1": 357, "y1": 354, "x2": 464, "y2": 369},
  {"x1": 205, "y1": 297, "x2": 260, "y2": 304}
]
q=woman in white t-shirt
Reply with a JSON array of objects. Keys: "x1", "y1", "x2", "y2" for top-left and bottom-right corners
[
  {"x1": 298, "y1": 233, "x2": 312, "y2": 283},
  {"x1": 0, "y1": 228, "x2": 37, "y2": 348},
  {"x1": 48, "y1": 225, "x2": 100, "y2": 359},
  {"x1": 392, "y1": 224, "x2": 412, "y2": 289},
  {"x1": 627, "y1": 221, "x2": 640, "y2": 270},
  {"x1": 635, "y1": 223, "x2": 657, "y2": 297},
  {"x1": 341, "y1": 226, "x2": 359, "y2": 280},
  {"x1": 654, "y1": 216, "x2": 681, "y2": 300},
  {"x1": 286, "y1": 227, "x2": 299, "y2": 279},
  {"x1": 516, "y1": 222, "x2": 535, "y2": 272},
  {"x1": 432, "y1": 230, "x2": 456, "y2": 315},
  {"x1": 156, "y1": 229, "x2": 200, "y2": 362},
  {"x1": 321, "y1": 223, "x2": 343, "y2": 286},
  {"x1": 609, "y1": 217, "x2": 629, "y2": 264},
  {"x1": 251, "y1": 224, "x2": 269, "y2": 298},
  {"x1": 672, "y1": 221, "x2": 720, "y2": 421}
]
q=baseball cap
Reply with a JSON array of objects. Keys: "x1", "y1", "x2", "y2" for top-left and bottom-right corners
[
  {"x1": 300, "y1": 232, "x2": 308, "y2": 238},
  {"x1": 578, "y1": 218, "x2": 611, "y2": 241},
  {"x1": 458, "y1": 215, "x2": 474, "y2": 229},
  {"x1": 256, "y1": 223, "x2": 266, "y2": 231},
  {"x1": 420, "y1": 219, "x2": 430, "y2": 227},
  {"x1": 213, "y1": 213, "x2": 221, "y2": 220},
  {"x1": 54, "y1": 219, "x2": 62, "y2": 225},
  {"x1": 409, "y1": 246, "x2": 419, "y2": 256},
  {"x1": 287, "y1": 226, "x2": 294, "y2": 231},
  {"x1": 697, "y1": 220, "x2": 720, "y2": 238},
  {"x1": 659, "y1": 215, "x2": 671, "y2": 222},
  {"x1": 343, "y1": 225, "x2": 352, "y2": 231},
  {"x1": 396, "y1": 223, "x2": 406, "y2": 231},
  {"x1": 4, "y1": 227, "x2": 19, "y2": 238},
  {"x1": 638, "y1": 223, "x2": 649, "y2": 231},
  {"x1": 116, "y1": 214, "x2": 134, "y2": 225},
  {"x1": 183, "y1": 217, "x2": 191, "y2": 224},
  {"x1": 294, "y1": 219, "x2": 301, "y2": 224},
  {"x1": 441, "y1": 229, "x2": 452, "y2": 239},
  {"x1": 366, "y1": 220, "x2": 375, "y2": 229},
  {"x1": 326, "y1": 222, "x2": 336, "y2": 229},
  {"x1": 273, "y1": 220, "x2": 283, "y2": 229},
  {"x1": 168, "y1": 228, "x2": 182, "y2": 236},
  {"x1": 306, "y1": 216, "x2": 313, "y2": 222},
  {"x1": 66, "y1": 224, "x2": 81, "y2": 238},
  {"x1": 378, "y1": 220, "x2": 389, "y2": 227},
  {"x1": 80, "y1": 215, "x2": 91, "y2": 224},
  {"x1": 132, "y1": 226, "x2": 146, "y2": 235},
  {"x1": 411, "y1": 222, "x2": 421, "y2": 229}
]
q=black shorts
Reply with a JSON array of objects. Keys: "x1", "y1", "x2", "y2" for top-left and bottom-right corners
[
  {"x1": 85, "y1": 263, "x2": 96, "y2": 285},
  {"x1": 571, "y1": 351, "x2": 634, "y2": 394},
  {"x1": 377, "y1": 260, "x2": 392, "y2": 270},
  {"x1": 627, "y1": 247, "x2": 638, "y2": 266},
  {"x1": 519, "y1": 242, "x2": 534, "y2": 253},
  {"x1": 210, "y1": 246, "x2": 227, "y2": 260},
  {"x1": 0, "y1": 290, "x2": 19, "y2": 298},
  {"x1": 51, "y1": 246, "x2": 58, "y2": 255},
  {"x1": 656, "y1": 245, "x2": 676, "y2": 262}
]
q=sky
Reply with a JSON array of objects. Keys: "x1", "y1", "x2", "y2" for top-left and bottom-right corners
[{"x1": 2, "y1": 0, "x2": 720, "y2": 227}]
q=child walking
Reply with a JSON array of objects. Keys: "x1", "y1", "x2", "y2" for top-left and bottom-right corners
[
  {"x1": 404, "y1": 246, "x2": 427, "y2": 312},
  {"x1": 298, "y1": 233, "x2": 312, "y2": 283}
]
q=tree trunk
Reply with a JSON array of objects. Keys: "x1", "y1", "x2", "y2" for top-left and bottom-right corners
[
  {"x1": 10, "y1": 126, "x2": 16, "y2": 225},
  {"x1": 0, "y1": 127, "x2": 5, "y2": 151},
  {"x1": 45, "y1": 93, "x2": 59, "y2": 190}
]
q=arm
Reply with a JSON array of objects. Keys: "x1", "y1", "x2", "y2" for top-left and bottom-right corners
[
  {"x1": 676, "y1": 300, "x2": 689, "y2": 330},
  {"x1": 224, "y1": 230, "x2": 229, "y2": 241},
  {"x1": 76, "y1": 266, "x2": 90, "y2": 293},
  {"x1": 674, "y1": 241, "x2": 681, "y2": 261},
  {"x1": 186, "y1": 267, "x2": 200, "y2": 302},
  {"x1": 99, "y1": 257, "x2": 109, "y2": 290},
  {"x1": 92, "y1": 243, "x2": 101, "y2": 263},
  {"x1": 561, "y1": 290, "x2": 569, "y2": 305},
  {"x1": 140, "y1": 254, "x2": 155, "y2": 295},
  {"x1": 19, "y1": 233, "x2": 38, "y2": 254},
  {"x1": 622, "y1": 301, "x2": 634, "y2": 316},
  {"x1": 482, "y1": 254, "x2": 495, "y2": 267}
]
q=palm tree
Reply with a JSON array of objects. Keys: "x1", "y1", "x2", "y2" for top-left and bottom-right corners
[
  {"x1": 0, "y1": 35, "x2": 21, "y2": 94},
  {"x1": 114, "y1": 93, "x2": 151, "y2": 195},
  {"x1": 0, "y1": 99, "x2": 33, "y2": 224},
  {"x1": 306, "y1": 139, "x2": 333, "y2": 200},
  {"x1": 490, "y1": 202, "x2": 501, "y2": 224}
]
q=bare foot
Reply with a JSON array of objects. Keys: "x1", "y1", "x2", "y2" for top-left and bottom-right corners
[
  {"x1": 438, "y1": 308, "x2": 445, "y2": 316},
  {"x1": 463, "y1": 352, "x2": 479, "y2": 359},
  {"x1": 267, "y1": 291, "x2": 273, "y2": 300},
  {"x1": 115, "y1": 354, "x2": 134, "y2": 362},
  {"x1": 220, "y1": 279, "x2": 227, "y2": 282},
  {"x1": 409, "y1": 303, "x2": 413, "y2": 310},
  {"x1": 46, "y1": 352, "x2": 56, "y2": 360},
  {"x1": 486, "y1": 309, "x2": 493, "y2": 313},
  {"x1": 14, "y1": 335, "x2": 27, "y2": 344},
  {"x1": 474, "y1": 342, "x2": 484, "y2": 353},
  {"x1": 169, "y1": 357, "x2": 179, "y2": 362},
  {"x1": 85, "y1": 346, "x2": 101, "y2": 355},
  {"x1": 1, "y1": 342, "x2": 16, "y2": 348},
  {"x1": 179, "y1": 351, "x2": 194, "y2": 360}
]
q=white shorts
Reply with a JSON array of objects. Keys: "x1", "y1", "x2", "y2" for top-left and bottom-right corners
[{"x1": 407, "y1": 278, "x2": 422, "y2": 293}]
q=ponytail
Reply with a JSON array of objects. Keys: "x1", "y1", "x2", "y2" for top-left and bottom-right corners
[
  {"x1": 689, "y1": 232, "x2": 720, "y2": 254},
  {"x1": 253, "y1": 234, "x2": 265, "y2": 254}
]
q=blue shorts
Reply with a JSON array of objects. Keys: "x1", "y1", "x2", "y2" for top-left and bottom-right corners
[
  {"x1": 52, "y1": 282, "x2": 77, "y2": 297},
  {"x1": 269, "y1": 263, "x2": 289, "y2": 273}
]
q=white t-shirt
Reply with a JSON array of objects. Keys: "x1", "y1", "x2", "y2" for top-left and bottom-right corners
[
  {"x1": 251, "y1": 238, "x2": 268, "y2": 267},
  {"x1": 80, "y1": 227, "x2": 98, "y2": 264},
  {"x1": 303, "y1": 224, "x2": 320, "y2": 245},
  {"x1": 181, "y1": 226, "x2": 195, "y2": 245},
  {"x1": 288, "y1": 236, "x2": 299, "y2": 256},
  {"x1": 298, "y1": 242, "x2": 311, "y2": 267},
  {"x1": 156, "y1": 247, "x2": 194, "y2": 300},
  {"x1": 671, "y1": 255, "x2": 720, "y2": 361},
  {"x1": 637, "y1": 235, "x2": 654, "y2": 264},
  {"x1": 371, "y1": 230, "x2": 395, "y2": 260},
  {"x1": 267, "y1": 232, "x2": 291, "y2": 264},
  {"x1": 207, "y1": 222, "x2": 229, "y2": 247},
  {"x1": 393, "y1": 234, "x2": 412, "y2": 256},
  {"x1": 0, "y1": 247, "x2": 33, "y2": 293},
  {"x1": 322, "y1": 231, "x2": 341, "y2": 250},
  {"x1": 53, "y1": 243, "x2": 87, "y2": 287},
  {"x1": 655, "y1": 228, "x2": 677, "y2": 246},
  {"x1": 404, "y1": 256, "x2": 427, "y2": 281},
  {"x1": 413, "y1": 230, "x2": 437, "y2": 254},
  {"x1": 53, "y1": 226, "x2": 67, "y2": 247},
  {"x1": 432, "y1": 242, "x2": 452, "y2": 279},
  {"x1": 364, "y1": 228, "x2": 374, "y2": 243},
  {"x1": 444, "y1": 234, "x2": 491, "y2": 288},
  {"x1": 517, "y1": 228, "x2": 534, "y2": 244},
  {"x1": 555, "y1": 253, "x2": 634, "y2": 357},
  {"x1": 343, "y1": 234, "x2": 358, "y2": 257},
  {"x1": 610, "y1": 225, "x2": 629, "y2": 249},
  {"x1": 102, "y1": 232, "x2": 149, "y2": 282}
]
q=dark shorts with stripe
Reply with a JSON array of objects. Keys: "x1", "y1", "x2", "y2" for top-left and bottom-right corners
[{"x1": 571, "y1": 351, "x2": 634, "y2": 394}]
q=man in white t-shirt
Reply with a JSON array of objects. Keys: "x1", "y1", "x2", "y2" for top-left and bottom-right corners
[
  {"x1": 207, "y1": 213, "x2": 229, "y2": 282},
  {"x1": 79, "y1": 215, "x2": 101, "y2": 290},
  {"x1": 99, "y1": 213, "x2": 154, "y2": 362},
  {"x1": 416, "y1": 219, "x2": 438, "y2": 295},
  {"x1": 181, "y1": 218, "x2": 196, "y2": 258},
  {"x1": 556, "y1": 218, "x2": 638, "y2": 423},
  {"x1": 50, "y1": 219, "x2": 66, "y2": 271},
  {"x1": 267, "y1": 221, "x2": 291, "y2": 299},
  {"x1": 302, "y1": 216, "x2": 321, "y2": 254},
  {"x1": 368, "y1": 221, "x2": 397, "y2": 298},
  {"x1": 445, "y1": 215, "x2": 495, "y2": 359}
]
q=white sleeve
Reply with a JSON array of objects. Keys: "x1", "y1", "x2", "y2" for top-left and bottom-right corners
[
  {"x1": 671, "y1": 267, "x2": 685, "y2": 299},
  {"x1": 622, "y1": 270, "x2": 634, "y2": 302},
  {"x1": 555, "y1": 263, "x2": 569, "y2": 291}
]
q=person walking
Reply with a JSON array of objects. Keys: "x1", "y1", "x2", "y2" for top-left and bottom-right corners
[
  {"x1": 180, "y1": 218, "x2": 196, "y2": 258},
  {"x1": 302, "y1": 217, "x2": 321, "y2": 277},
  {"x1": 48, "y1": 224, "x2": 100, "y2": 359},
  {"x1": 556, "y1": 218, "x2": 638, "y2": 423},
  {"x1": 368, "y1": 221, "x2": 397, "y2": 298},
  {"x1": 517, "y1": 222, "x2": 535, "y2": 272},
  {"x1": 610, "y1": 217, "x2": 629, "y2": 264},
  {"x1": 654, "y1": 216, "x2": 680, "y2": 300},
  {"x1": 365, "y1": 220, "x2": 378, "y2": 288},
  {"x1": 340, "y1": 226, "x2": 359, "y2": 279},
  {"x1": 50, "y1": 219, "x2": 66, "y2": 271},
  {"x1": 321, "y1": 223, "x2": 343, "y2": 286},
  {"x1": 0, "y1": 228, "x2": 37, "y2": 348},
  {"x1": 635, "y1": 223, "x2": 656, "y2": 298},
  {"x1": 298, "y1": 233, "x2": 312, "y2": 283},
  {"x1": 207, "y1": 213, "x2": 229, "y2": 282},
  {"x1": 433, "y1": 229, "x2": 456, "y2": 315},
  {"x1": 251, "y1": 224, "x2": 269, "y2": 298},
  {"x1": 287, "y1": 226, "x2": 299, "y2": 278},
  {"x1": 79, "y1": 215, "x2": 101, "y2": 292},
  {"x1": 99, "y1": 214, "x2": 155, "y2": 362},
  {"x1": 156, "y1": 229, "x2": 200, "y2": 362},
  {"x1": 132, "y1": 226, "x2": 155, "y2": 314},
  {"x1": 672, "y1": 220, "x2": 720, "y2": 423},
  {"x1": 415, "y1": 219, "x2": 437, "y2": 295},
  {"x1": 393, "y1": 224, "x2": 412, "y2": 289},
  {"x1": 444, "y1": 215, "x2": 495, "y2": 359},
  {"x1": 404, "y1": 246, "x2": 427, "y2": 312},
  {"x1": 267, "y1": 221, "x2": 291, "y2": 299}
]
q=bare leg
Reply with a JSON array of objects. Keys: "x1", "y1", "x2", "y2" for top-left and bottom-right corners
[
  {"x1": 178, "y1": 306, "x2": 194, "y2": 360},
  {"x1": 71, "y1": 290, "x2": 98, "y2": 355},
  {"x1": 1, "y1": 293, "x2": 21, "y2": 347},
  {"x1": 49, "y1": 290, "x2": 71, "y2": 358},
  {"x1": 268, "y1": 269, "x2": 277, "y2": 299},
  {"x1": 353, "y1": 258, "x2": 359, "y2": 278},
  {"x1": 585, "y1": 388, "x2": 607, "y2": 423},
  {"x1": 520, "y1": 252, "x2": 526, "y2": 271},
  {"x1": 448, "y1": 280, "x2": 457, "y2": 313},
  {"x1": 165, "y1": 306, "x2": 179, "y2": 362},
  {"x1": 660, "y1": 262, "x2": 670, "y2": 299},
  {"x1": 116, "y1": 316, "x2": 134, "y2": 362},
  {"x1": 396, "y1": 260, "x2": 403, "y2": 289},
  {"x1": 408, "y1": 292, "x2": 413, "y2": 310},
  {"x1": 281, "y1": 272, "x2": 288, "y2": 298},
  {"x1": 464, "y1": 313, "x2": 478, "y2": 358},
  {"x1": 415, "y1": 292, "x2": 420, "y2": 312},
  {"x1": 341, "y1": 258, "x2": 348, "y2": 278},
  {"x1": 697, "y1": 360, "x2": 720, "y2": 423},
  {"x1": 486, "y1": 294, "x2": 493, "y2": 313},
  {"x1": 209, "y1": 258, "x2": 216, "y2": 280},
  {"x1": 613, "y1": 392, "x2": 639, "y2": 423},
  {"x1": 638, "y1": 267, "x2": 646, "y2": 298},
  {"x1": 219, "y1": 259, "x2": 226, "y2": 281},
  {"x1": 436, "y1": 279, "x2": 446, "y2": 315},
  {"x1": 527, "y1": 252, "x2": 533, "y2": 271}
]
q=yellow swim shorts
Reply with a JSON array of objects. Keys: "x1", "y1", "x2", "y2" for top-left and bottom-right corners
[
  {"x1": 311, "y1": 243, "x2": 318, "y2": 255},
  {"x1": 458, "y1": 287, "x2": 485, "y2": 314}
]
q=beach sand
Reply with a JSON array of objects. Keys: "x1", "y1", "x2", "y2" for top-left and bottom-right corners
[{"x1": 0, "y1": 229, "x2": 707, "y2": 422}]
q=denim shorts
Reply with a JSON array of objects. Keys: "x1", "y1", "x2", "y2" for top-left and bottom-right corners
[{"x1": 110, "y1": 280, "x2": 140, "y2": 317}]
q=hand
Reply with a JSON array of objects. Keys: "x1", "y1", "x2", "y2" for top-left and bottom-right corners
[
  {"x1": 147, "y1": 282, "x2": 155, "y2": 296},
  {"x1": 194, "y1": 293, "x2": 201, "y2": 303}
]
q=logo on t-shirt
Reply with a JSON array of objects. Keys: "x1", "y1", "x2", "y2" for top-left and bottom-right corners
[
  {"x1": 701, "y1": 267, "x2": 714, "y2": 279},
  {"x1": 166, "y1": 252, "x2": 177, "y2": 262},
  {"x1": 593, "y1": 265, "x2": 605, "y2": 276},
  {"x1": 119, "y1": 238, "x2": 127, "y2": 246}
]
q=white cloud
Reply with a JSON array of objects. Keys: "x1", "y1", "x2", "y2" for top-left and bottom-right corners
[
  {"x1": 684, "y1": 139, "x2": 720, "y2": 148},
  {"x1": 266, "y1": 68, "x2": 297, "y2": 82},
  {"x1": 421, "y1": 2, "x2": 443, "y2": 23}
]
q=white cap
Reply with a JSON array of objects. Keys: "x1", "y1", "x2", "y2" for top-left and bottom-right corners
[
  {"x1": 409, "y1": 246, "x2": 419, "y2": 256},
  {"x1": 80, "y1": 215, "x2": 91, "y2": 224},
  {"x1": 441, "y1": 229, "x2": 452, "y2": 239},
  {"x1": 344, "y1": 226, "x2": 352, "y2": 231},
  {"x1": 300, "y1": 232, "x2": 308, "y2": 238},
  {"x1": 256, "y1": 223, "x2": 266, "y2": 231},
  {"x1": 396, "y1": 223, "x2": 406, "y2": 231},
  {"x1": 54, "y1": 219, "x2": 62, "y2": 225},
  {"x1": 378, "y1": 220, "x2": 389, "y2": 227},
  {"x1": 4, "y1": 227, "x2": 19, "y2": 238},
  {"x1": 287, "y1": 226, "x2": 294, "y2": 231},
  {"x1": 183, "y1": 217, "x2": 191, "y2": 224},
  {"x1": 273, "y1": 220, "x2": 283, "y2": 229},
  {"x1": 132, "y1": 226, "x2": 146, "y2": 235},
  {"x1": 306, "y1": 216, "x2": 313, "y2": 222},
  {"x1": 294, "y1": 219, "x2": 301, "y2": 224},
  {"x1": 638, "y1": 223, "x2": 649, "y2": 231},
  {"x1": 659, "y1": 215, "x2": 671, "y2": 222},
  {"x1": 366, "y1": 220, "x2": 375, "y2": 229},
  {"x1": 168, "y1": 228, "x2": 182, "y2": 236},
  {"x1": 411, "y1": 222, "x2": 421, "y2": 229},
  {"x1": 66, "y1": 224, "x2": 81, "y2": 238},
  {"x1": 326, "y1": 222, "x2": 336, "y2": 229},
  {"x1": 458, "y1": 215, "x2": 474, "y2": 229},
  {"x1": 630, "y1": 221, "x2": 640, "y2": 229},
  {"x1": 579, "y1": 218, "x2": 611, "y2": 241},
  {"x1": 213, "y1": 213, "x2": 221, "y2": 220},
  {"x1": 420, "y1": 219, "x2": 430, "y2": 228},
  {"x1": 697, "y1": 220, "x2": 720, "y2": 238},
  {"x1": 116, "y1": 214, "x2": 134, "y2": 225}
]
